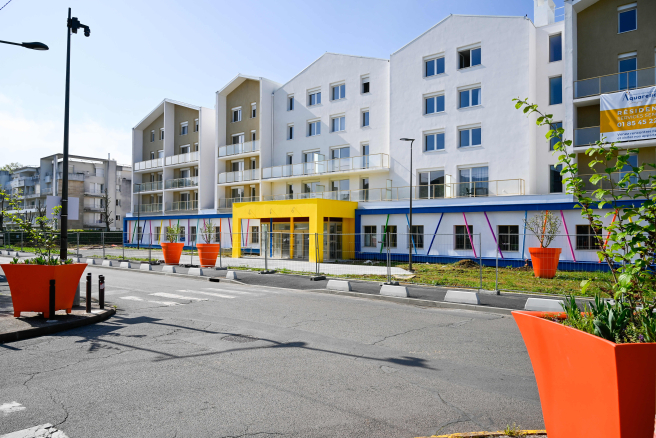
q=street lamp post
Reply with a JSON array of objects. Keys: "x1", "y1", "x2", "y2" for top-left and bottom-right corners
[
  {"x1": 59, "y1": 8, "x2": 90, "y2": 261},
  {"x1": 0, "y1": 40, "x2": 49, "y2": 50},
  {"x1": 400, "y1": 138, "x2": 415, "y2": 272}
]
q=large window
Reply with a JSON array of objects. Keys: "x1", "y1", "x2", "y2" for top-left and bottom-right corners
[
  {"x1": 425, "y1": 56, "x2": 445, "y2": 77},
  {"x1": 550, "y1": 164, "x2": 563, "y2": 193},
  {"x1": 549, "y1": 122, "x2": 563, "y2": 150},
  {"x1": 331, "y1": 116, "x2": 345, "y2": 132},
  {"x1": 459, "y1": 87, "x2": 481, "y2": 108},
  {"x1": 498, "y1": 225, "x2": 519, "y2": 252},
  {"x1": 576, "y1": 225, "x2": 601, "y2": 250},
  {"x1": 408, "y1": 225, "x2": 424, "y2": 249},
  {"x1": 419, "y1": 170, "x2": 445, "y2": 198},
  {"x1": 459, "y1": 126, "x2": 482, "y2": 148},
  {"x1": 549, "y1": 34, "x2": 562, "y2": 62},
  {"x1": 458, "y1": 47, "x2": 481, "y2": 69},
  {"x1": 364, "y1": 226, "x2": 377, "y2": 247},
  {"x1": 425, "y1": 132, "x2": 445, "y2": 152},
  {"x1": 455, "y1": 225, "x2": 473, "y2": 250},
  {"x1": 308, "y1": 120, "x2": 321, "y2": 136},
  {"x1": 549, "y1": 76, "x2": 562, "y2": 105},
  {"x1": 458, "y1": 166, "x2": 488, "y2": 197},
  {"x1": 381, "y1": 225, "x2": 397, "y2": 248},
  {"x1": 331, "y1": 83, "x2": 346, "y2": 100},
  {"x1": 618, "y1": 4, "x2": 637, "y2": 34},
  {"x1": 331, "y1": 146, "x2": 349, "y2": 159},
  {"x1": 619, "y1": 54, "x2": 637, "y2": 90},
  {"x1": 308, "y1": 90, "x2": 321, "y2": 106},
  {"x1": 425, "y1": 94, "x2": 445, "y2": 114}
]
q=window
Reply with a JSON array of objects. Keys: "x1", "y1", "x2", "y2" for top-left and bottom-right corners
[
  {"x1": 194, "y1": 119, "x2": 199, "y2": 132},
  {"x1": 455, "y1": 225, "x2": 473, "y2": 250},
  {"x1": 180, "y1": 145, "x2": 190, "y2": 154},
  {"x1": 150, "y1": 130, "x2": 155, "y2": 142},
  {"x1": 362, "y1": 109, "x2": 370, "y2": 127},
  {"x1": 190, "y1": 226, "x2": 197, "y2": 243},
  {"x1": 408, "y1": 225, "x2": 424, "y2": 249},
  {"x1": 498, "y1": 225, "x2": 519, "y2": 252},
  {"x1": 425, "y1": 94, "x2": 445, "y2": 114},
  {"x1": 549, "y1": 76, "x2": 562, "y2": 105},
  {"x1": 180, "y1": 122, "x2": 188, "y2": 135},
  {"x1": 362, "y1": 76, "x2": 370, "y2": 93},
  {"x1": 232, "y1": 133, "x2": 244, "y2": 144},
  {"x1": 576, "y1": 225, "x2": 601, "y2": 250},
  {"x1": 288, "y1": 95, "x2": 294, "y2": 111},
  {"x1": 286, "y1": 154, "x2": 293, "y2": 165},
  {"x1": 619, "y1": 53, "x2": 637, "y2": 90},
  {"x1": 308, "y1": 89, "x2": 321, "y2": 106},
  {"x1": 331, "y1": 146, "x2": 350, "y2": 159},
  {"x1": 618, "y1": 3, "x2": 637, "y2": 34},
  {"x1": 95, "y1": 167, "x2": 105, "y2": 177},
  {"x1": 550, "y1": 164, "x2": 563, "y2": 193},
  {"x1": 251, "y1": 131, "x2": 256, "y2": 142},
  {"x1": 150, "y1": 151, "x2": 155, "y2": 160},
  {"x1": 458, "y1": 166, "x2": 488, "y2": 197},
  {"x1": 425, "y1": 56, "x2": 445, "y2": 77},
  {"x1": 232, "y1": 107, "x2": 242, "y2": 122},
  {"x1": 419, "y1": 170, "x2": 445, "y2": 198},
  {"x1": 308, "y1": 120, "x2": 321, "y2": 136},
  {"x1": 458, "y1": 47, "x2": 481, "y2": 69},
  {"x1": 424, "y1": 132, "x2": 445, "y2": 152},
  {"x1": 459, "y1": 126, "x2": 482, "y2": 148},
  {"x1": 116, "y1": 215, "x2": 120, "y2": 221},
  {"x1": 116, "y1": 199, "x2": 121, "y2": 206},
  {"x1": 382, "y1": 225, "x2": 397, "y2": 248},
  {"x1": 288, "y1": 124, "x2": 294, "y2": 140},
  {"x1": 160, "y1": 128, "x2": 164, "y2": 140},
  {"x1": 330, "y1": 179, "x2": 350, "y2": 200},
  {"x1": 549, "y1": 34, "x2": 562, "y2": 62},
  {"x1": 549, "y1": 122, "x2": 563, "y2": 151},
  {"x1": 251, "y1": 226, "x2": 259, "y2": 244},
  {"x1": 251, "y1": 102, "x2": 257, "y2": 118},
  {"x1": 331, "y1": 83, "x2": 345, "y2": 100},
  {"x1": 331, "y1": 115, "x2": 345, "y2": 132},
  {"x1": 364, "y1": 225, "x2": 377, "y2": 247},
  {"x1": 459, "y1": 87, "x2": 481, "y2": 108}
]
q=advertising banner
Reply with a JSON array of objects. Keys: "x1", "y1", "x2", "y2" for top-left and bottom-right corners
[{"x1": 600, "y1": 87, "x2": 656, "y2": 143}]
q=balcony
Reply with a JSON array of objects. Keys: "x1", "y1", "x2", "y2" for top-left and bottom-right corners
[
  {"x1": 84, "y1": 189, "x2": 104, "y2": 196},
  {"x1": 165, "y1": 152, "x2": 198, "y2": 166},
  {"x1": 165, "y1": 176, "x2": 198, "y2": 189},
  {"x1": 44, "y1": 175, "x2": 52, "y2": 183},
  {"x1": 84, "y1": 205, "x2": 104, "y2": 212},
  {"x1": 218, "y1": 140, "x2": 259, "y2": 158},
  {"x1": 134, "y1": 181, "x2": 163, "y2": 193},
  {"x1": 574, "y1": 66, "x2": 656, "y2": 99},
  {"x1": 574, "y1": 126, "x2": 600, "y2": 147},
  {"x1": 83, "y1": 219, "x2": 104, "y2": 227},
  {"x1": 10, "y1": 177, "x2": 35, "y2": 188},
  {"x1": 134, "y1": 158, "x2": 164, "y2": 171},
  {"x1": 217, "y1": 196, "x2": 258, "y2": 209},
  {"x1": 41, "y1": 188, "x2": 52, "y2": 196},
  {"x1": 137, "y1": 203, "x2": 162, "y2": 213},
  {"x1": 167, "y1": 200, "x2": 198, "y2": 212},
  {"x1": 57, "y1": 172, "x2": 85, "y2": 181},
  {"x1": 218, "y1": 169, "x2": 260, "y2": 184},
  {"x1": 579, "y1": 170, "x2": 656, "y2": 192},
  {"x1": 262, "y1": 153, "x2": 389, "y2": 181}
]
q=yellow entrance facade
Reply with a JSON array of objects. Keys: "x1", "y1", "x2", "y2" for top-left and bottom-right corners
[{"x1": 231, "y1": 198, "x2": 357, "y2": 262}]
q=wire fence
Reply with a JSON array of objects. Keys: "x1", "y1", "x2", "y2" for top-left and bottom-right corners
[{"x1": 0, "y1": 230, "x2": 615, "y2": 295}]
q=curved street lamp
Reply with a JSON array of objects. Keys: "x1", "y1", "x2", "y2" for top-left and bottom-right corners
[{"x1": 0, "y1": 39, "x2": 49, "y2": 50}]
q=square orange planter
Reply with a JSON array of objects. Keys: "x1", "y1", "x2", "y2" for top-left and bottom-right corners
[
  {"x1": 513, "y1": 310, "x2": 656, "y2": 438},
  {"x1": 2, "y1": 263, "x2": 87, "y2": 319}
]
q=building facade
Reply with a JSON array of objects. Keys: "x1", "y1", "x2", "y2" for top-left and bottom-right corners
[{"x1": 126, "y1": 0, "x2": 654, "y2": 267}]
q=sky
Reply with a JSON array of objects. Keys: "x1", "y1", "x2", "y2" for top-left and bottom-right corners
[{"x1": 0, "y1": 0, "x2": 564, "y2": 167}]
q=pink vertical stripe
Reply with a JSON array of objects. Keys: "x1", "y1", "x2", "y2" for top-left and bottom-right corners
[
  {"x1": 484, "y1": 211, "x2": 504, "y2": 259},
  {"x1": 462, "y1": 212, "x2": 477, "y2": 259},
  {"x1": 560, "y1": 210, "x2": 576, "y2": 262}
]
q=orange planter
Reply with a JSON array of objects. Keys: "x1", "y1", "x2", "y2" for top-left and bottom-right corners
[
  {"x1": 2, "y1": 263, "x2": 87, "y2": 318},
  {"x1": 528, "y1": 247, "x2": 561, "y2": 278},
  {"x1": 161, "y1": 242, "x2": 184, "y2": 265},
  {"x1": 513, "y1": 310, "x2": 656, "y2": 438},
  {"x1": 196, "y1": 243, "x2": 220, "y2": 268}
]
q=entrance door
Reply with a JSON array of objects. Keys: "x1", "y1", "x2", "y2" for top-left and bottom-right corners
[
  {"x1": 293, "y1": 222, "x2": 310, "y2": 260},
  {"x1": 323, "y1": 222, "x2": 342, "y2": 260},
  {"x1": 272, "y1": 223, "x2": 291, "y2": 259}
]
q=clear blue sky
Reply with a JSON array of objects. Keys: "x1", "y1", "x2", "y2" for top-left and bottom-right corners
[{"x1": 0, "y1": 0, "x2": 564, "y2": 166}]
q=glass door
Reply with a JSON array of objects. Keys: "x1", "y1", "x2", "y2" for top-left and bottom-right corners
[{"x1": 619, "y1": 56, "x2": 637, "y2": 90}]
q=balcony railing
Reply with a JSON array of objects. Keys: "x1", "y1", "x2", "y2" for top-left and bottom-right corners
[
  {"x1": 574, "y1": 66, "x2": 656, "y2": 99},
  {"x1": 217, "y1": 197, "x2": 259, "y2": 209},
  {"x1": 165, "y1": 151, "x2": 199, "y2": 166},
  {"x1": 57, "y1": 172, "x2": 85, "y2": 181},
  {"x1": 579, "y1": 170, "x2": 656, "y2": 192},
  {"x1": 41, "y1": 188, "x2": 52, "y2": 196},
  {"x1": 165, "y1": 176, "x2": 198, "y2": 189},
  {"x1": 84, "y1": 189, "x2": 104, "y2": 196},
  {"x1": 574, "y1": 126, "x2": 600, "y2": 147},
  {"x1": 84, "y1": 205, "x2": 104, "y2": 212},
  {"x1": 218, "y1": 169, "x2": 260, "y2": 184},
  {"x1": 262, "y1": 153, "x2": 389, "y2": 180},
  {"x1": 138, "y1": 203, "x2": 162, "y2": 213},
  {"x1": 134, "y1": 181, "x2": 163, "y2": 193},
  {"x1": 44, "y1": 175, "x2": 52, "y2": 183},
  {"x1": 84, "y1": 219, "x2": 105, "y2": 227},
  {"x1": 218, "y1": 140, "x2": 259, "y2": 158},
  {"x1": 134, "y1": 158, "x2": 164, "y2": 171},
  {"x1": 167, "y1": 200, "x2": 198, "y2": 211}
]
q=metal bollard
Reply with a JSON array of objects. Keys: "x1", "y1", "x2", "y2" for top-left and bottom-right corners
[
  {"x1": 102, "y1": 232, "x2": 105, "y2": 259},
  {"x1": 98, "y1": 275, "x2": 105, "y2": 310},
  {"x1": 48, "y1": 279, "x2": 55, "y2": 320},
  {"x1": 86, "y1": 273, "x2": 92, "y2": 313},
  {"x1": 77, "y1": 232, "x2": 80, "y2": 259}
]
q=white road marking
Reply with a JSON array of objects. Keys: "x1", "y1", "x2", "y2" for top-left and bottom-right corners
[
  {"x1": 150, "y1": 292, "x2": 208, "y2": 301},
  {"x1": 201, "y1": 288, "x2": 258, "y2": 295},
  {"x1": 0, "y1": 401, "x2": 26, "y2": 415},
  {"x1": 118, "y1": 296, "x2": 144, "y2": 301},
  {"x1": 149, "y1": 301, "x2": 182, "y2": 306},
  {"x1": 176, "y1": 290, "x2": 236, "y2": 299}
]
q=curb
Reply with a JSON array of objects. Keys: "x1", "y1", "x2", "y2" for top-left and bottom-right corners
[
  {"x1": 0, "y1": 309, "x2": 116, "y2": 344},
  {"x1": 419, "y1": 431, "x2": 546, "y2": 438}
]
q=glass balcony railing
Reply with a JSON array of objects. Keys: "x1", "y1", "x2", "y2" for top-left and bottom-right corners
[
  {"x1": 574, "y1": 126, "x2": 600, "y2": 147},
  {"x1": 262, "y1": 153, "x2": 389, "y2": 180},
  {"x1": 218, "y1": 169, "x2": 260, "y2": 184},
  {"x1": 218, "y1": 140, "x2": 259, "y2": 158},
  {"x1": 579, "y1": 170, "x2": 656, "y2": 192},
  {"x1": 165, "y1": 151, "x2": 199, "y2": 166},
  {"x1": 134, "y1": 158, "x2": 164, "y2": 171},
  {"x1": 57, "y1": 172, "x2": 85, "y2": 181},
  {"x1": 574, "y1": 66, "x2": 656, "y2": 99},
  {"x1": 134, "y1": 181, "x2": 163, "y2": 192},
  {"x1": 165, "y1": 176, "x2": 198, "y2": 189},
  {"x1": 137, "y1": 203, "x2": 163, "y2": 213},
  {"x1": 217, "y1": 197, "x2": 259, "y2": 209},
  {"x1": 168, "y1": 200, "x2": 198, "y2": 211}
]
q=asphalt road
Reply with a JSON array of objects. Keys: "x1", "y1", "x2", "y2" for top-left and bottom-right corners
[{"x1": 0, "y1": 265, "x2": 543, "y2": 438}]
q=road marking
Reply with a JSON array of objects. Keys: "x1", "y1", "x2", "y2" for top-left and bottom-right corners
[
  {"x1": 201, "y1": 288, "x2": 258, "y2": 295},
  {"x1": 149, "y1": 301, "x2": 182, "y2": 306},
  {"x1": 0, "y1": 401, "x2": 26, "y2": 415},
  {"x1": 150, "y1": 292, "x2": 208, "y2": 301},
  {"x1": 176, "y1": 290, "x2": 236, "y2": 299},
  {"x1": 118, "y1": 296, "x2": 144, "y2": 301}
]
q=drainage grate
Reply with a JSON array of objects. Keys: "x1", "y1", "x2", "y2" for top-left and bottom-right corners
[{"x1": 221, "y1": 334, "x2": 259, "y2": 343}]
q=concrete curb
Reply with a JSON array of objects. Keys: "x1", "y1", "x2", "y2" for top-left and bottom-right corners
[
  {"x1": 445, "y1": 290, "x2": 480, "y2": 305},
  {"x1": 420, "y1": 430, "x2": 547, "y2": 438},
  {"x1": 0, "y1": 309, "x2": 116, "y2": 344},
  {"x1": 326, "y1": 280, "x2": 351, "y2": 291}
]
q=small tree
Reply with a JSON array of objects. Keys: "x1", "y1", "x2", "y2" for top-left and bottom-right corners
[
  {"x1": 35, "y1": 200, "x2": 47, "y2": 230},
  {"x1": 102, "y1": 188, "x2": 114, "y2": 231},
  {"x1": 199, "y1": 219, "x2": 214, "y2": 244},
  {"x1": 0, "y1": 162, "x2": 23, "y2": 173},
  {"x1": 165, "y1": 224, "x2": 182, "y2": 243},
  {"x1": 524, "y1": 211, "x2": 561, "y2": 248},
  {"x1": 0, "y1": 188, "x2": 9, "y2": 232}
]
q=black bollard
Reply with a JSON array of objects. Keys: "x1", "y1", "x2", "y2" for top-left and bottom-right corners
[
  {"x1": 48, "y1": 279, "x2": 55, "y2": 320},
  {"x1": 98, "y1": 275, "x2": 105, "y2": 310},
  {"x1": 86, "y1": 273, "x2": 92, "y2": 313}
]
